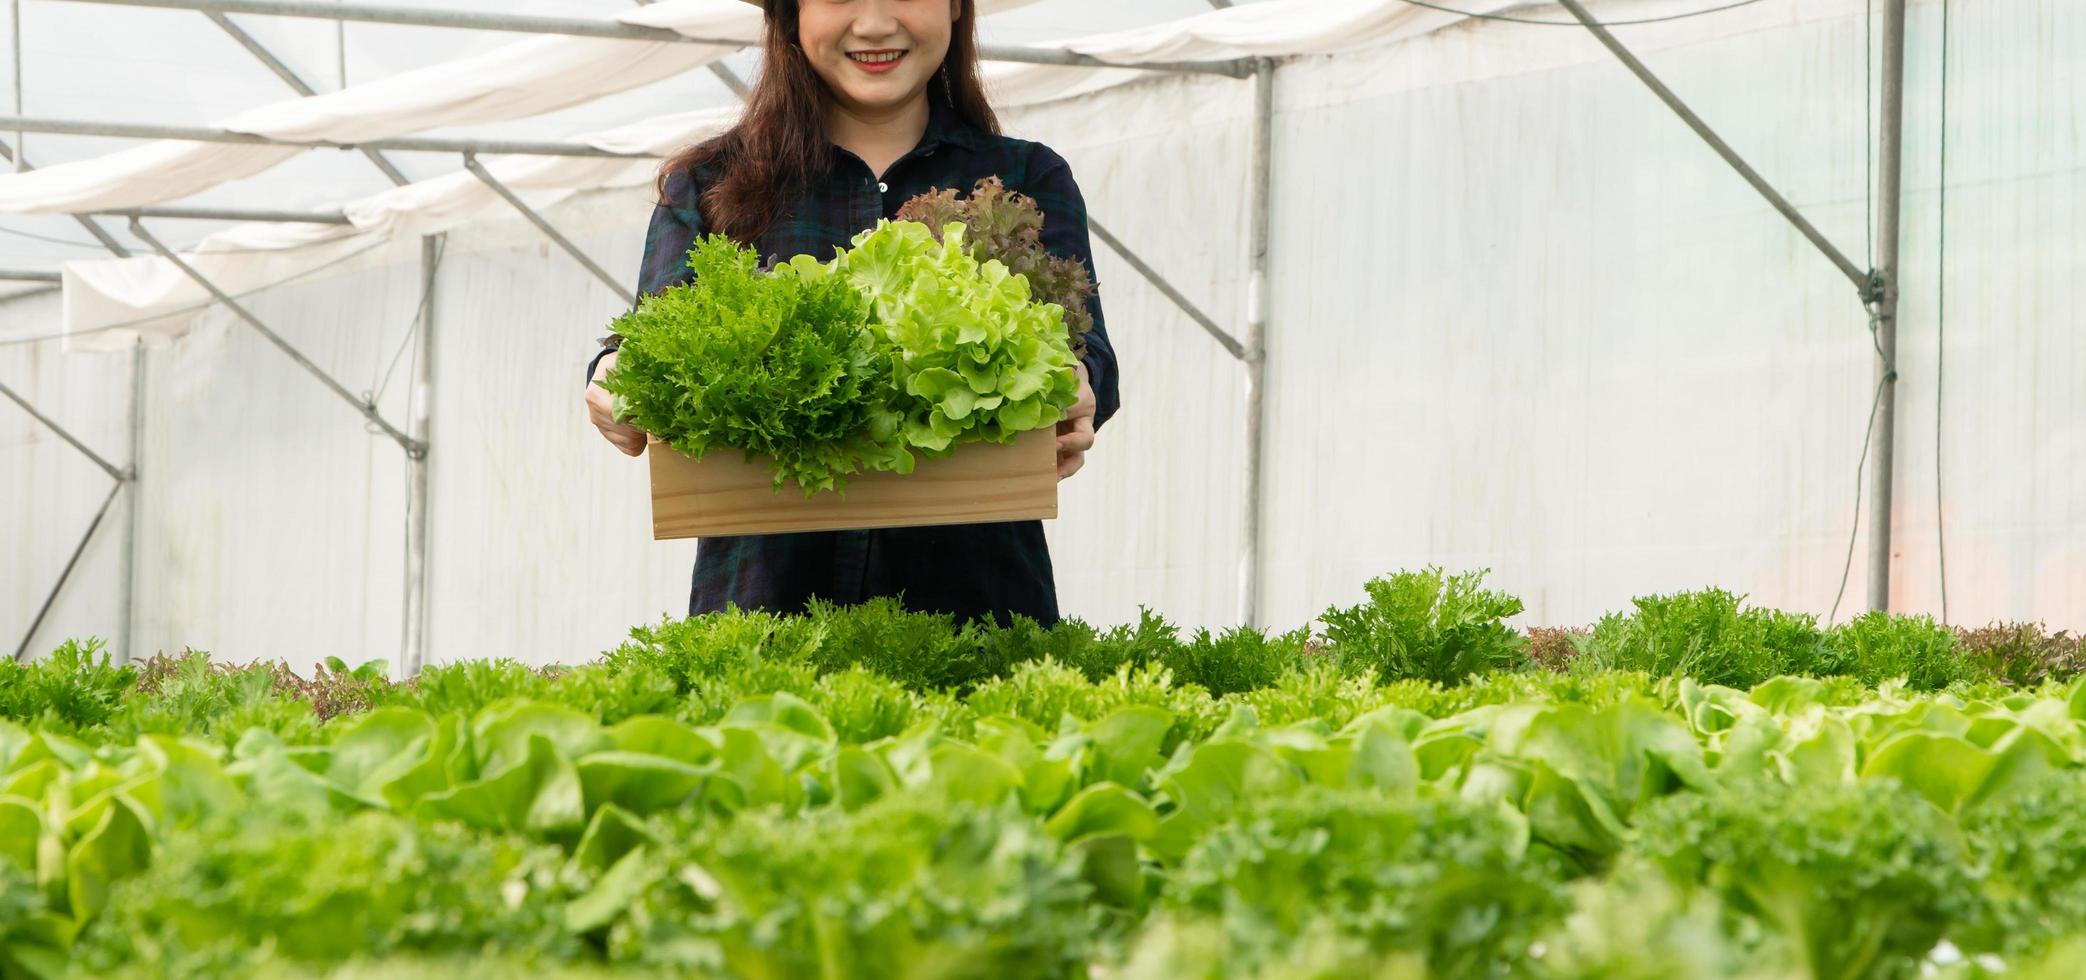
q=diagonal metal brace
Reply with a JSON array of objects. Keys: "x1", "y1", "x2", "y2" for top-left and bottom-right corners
[
  {"x1": 1552, "y1": 0, "x2": 1873, "y2": 298},
  {"x1": 205, "y1": 11, "x2": 412, "y2": 187},
  {"x1": 127, "y1": 218, "x2": 424, "y2": 456},
  {"x1": 462, "y1": 152, "x2": 637, "y2": 307},
  {"x1": 1089, "y1": 217, "x2": 1248, "y2": 362},
  {"x1": 0, "y1": 375, "x2": 130, "y2": 481},
  {"x1": 12, "y1": 479, "x2": 124, "y2": 661}
]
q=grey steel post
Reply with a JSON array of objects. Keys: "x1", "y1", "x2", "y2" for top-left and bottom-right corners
[
  {"x1": 120, "y1": 339, "x2": 144, "y2": 663},
  {"x1": 1551, "y1": 0, "x2": 1872, "y2": 298},
  {"x1": 127, "y1": 218, "x2": 423, "y2": 453},
  {"x1": 462, "y1": 152, "x2": 637, "y2": 307},
  {"x1": 1240, "y1": 57, "x2": 1273, "y2": 628},
  {"x1": 401, "y1": 234, "x2": 438, "y2": 676},
  {"x1": 1867, "y1": 0, "x2": 1908, "y2": 612},
  {"x1": 1088, "y1": 218, "x2": 1247, "y2": 362}
]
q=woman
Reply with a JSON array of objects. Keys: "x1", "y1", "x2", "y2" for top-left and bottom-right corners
[{"x1": 584, "y1": 0, "x2": 1120, "y2": 627}]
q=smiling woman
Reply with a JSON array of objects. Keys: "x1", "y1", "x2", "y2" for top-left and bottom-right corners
[{"x1": 581, "y1": 0, "x2": 1123, "y2": 629}]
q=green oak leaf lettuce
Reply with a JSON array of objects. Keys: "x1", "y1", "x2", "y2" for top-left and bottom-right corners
[{"x1": 601, "y1": 235, "x2": 907, "y2": 495}]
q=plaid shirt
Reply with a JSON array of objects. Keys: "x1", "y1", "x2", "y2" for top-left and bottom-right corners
[{"x1": 601, "y1": 98, "x2": 1120, "y2": 626}]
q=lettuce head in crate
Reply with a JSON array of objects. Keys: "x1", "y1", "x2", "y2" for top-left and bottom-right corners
[{"x1": 602, "y1": 216, "x2": 1081, "y2": 496}]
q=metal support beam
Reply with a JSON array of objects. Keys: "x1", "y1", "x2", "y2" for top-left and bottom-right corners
[
  {"x1": 401, "y1": 234, "x2": 437, "y2": 677},
  {"x1": 1552, "y1": 0, "x2": 1873, "y2": 298},
  {"x1": 205, "y1": 10, "x2": 412, "y2": 186},
  {"x1": 708, "y1": 63, "x2": 750, "y2": 100},
  {"x1": 462, "y1": 152, "x2": 637, "y2": 307},
  {"x1": 0, "y1": 269, "x2": 59, "y2": 282},
  {"x1": 120, "y1": 340, "x2": 144, "y2": 663},
  {"x1": 127, "y1": 217, "x2": 423, "y2": 454},
  {"x1": 1867, "y1": 0, "x2": 1908, "y2": 612},
  {"x1": 12, "y1": 479, "x2": 123, "y2": 662},
  {"x1": 42, "y1": 0, "x2": 1256, "y2": 76},
  {"x1": 1089, "y1": 218, "x2": 1246, "y2": 362},
  {"x1": 0, "y1": 375, "x2": 128, "y2": 480},
  {"x1": 1240, "y1": 58, "x2": 1273, "y2": 628},
  {"x1": 87, "y1": 204, "x2": 351, "y2": 224},
  {"x1": 0, "y1": 138, "x2": 132, "y2": 256},
  {"x1": 0, "y1": 115, "x2": 652, "y2": 159}
]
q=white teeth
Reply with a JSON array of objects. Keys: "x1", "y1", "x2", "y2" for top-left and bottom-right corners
[{"x1": 849, "y1": 51, "x2": 905, "y2": 64}]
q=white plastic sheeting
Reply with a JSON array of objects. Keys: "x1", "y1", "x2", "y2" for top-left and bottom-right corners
[
  {"x1": 41, "y1": 0, "x2": 1528, "y2": 346},
  {"x1": 4, "y1": 0, "x2": 2082, "y2": 671}
]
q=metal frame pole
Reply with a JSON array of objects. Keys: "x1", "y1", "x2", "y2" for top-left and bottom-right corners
[
  {"x1": 1551, "y1": 0, "x2": 1873, "y2": 298},
  {"x1": 119, "y1": 339, "x2": 143, "y2": 662},
  {"x1": 205, "y1": 10, "x2": 411, "y2": 186},
  {"x1": 401, "y1": 234, "x2": 437, "y2": 676},
  {"x1": 1240, "y1": 57, "x2": 1273, "y2": 628},
  {"x1": 0, "y1": 115, "x2": 652, "y2": 158},
  {"x1": 87, "y1": 204, "x2": 350, "y2": 224},
  {"x1": 462, "y1": 152, "x2": 637, "y2": 306},
  {"x1": 127, "y1": 217, "x2": 423, "y2": 454},
  {"x1": 1088, "y1": 218, "x2": 1247, "y2": 362},
  {"x1": 12, "y1": 480, "x2": 123, "y2": 661},
  {"x1": 1867, "y1": 0, "x2": 1908, "y2": 611},
  {"x1": 0, "y1": 375, "x2": 127, "y2": 480}
]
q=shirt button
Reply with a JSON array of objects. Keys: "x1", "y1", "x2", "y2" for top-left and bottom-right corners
[{"x1": 877, "y1": 181, "x2": 888, "y2": 192}]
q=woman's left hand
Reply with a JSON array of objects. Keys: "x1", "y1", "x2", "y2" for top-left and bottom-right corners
[{"x1": 1057, "y1": 361, "x2": 1098, "y2": 480}]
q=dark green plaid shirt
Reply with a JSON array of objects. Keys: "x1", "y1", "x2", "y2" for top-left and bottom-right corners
[{"x1": 603, "y1": 98, "x2": 1120, "y2": 626}]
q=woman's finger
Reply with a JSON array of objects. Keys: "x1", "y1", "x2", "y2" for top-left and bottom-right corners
[{"x1": 1057, "y1": 449, "x2": 1085, "y2": 480}]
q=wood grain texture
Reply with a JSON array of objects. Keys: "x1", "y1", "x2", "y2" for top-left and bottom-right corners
[{"x1": 649, "y1": 426, "x2": 1059, "y2": 539}]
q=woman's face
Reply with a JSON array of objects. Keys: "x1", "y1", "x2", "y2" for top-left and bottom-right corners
[{"x1": 797, "y1": 0, "x2": 962, "y2": 115}]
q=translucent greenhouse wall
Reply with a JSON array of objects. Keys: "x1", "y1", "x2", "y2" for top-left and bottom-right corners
[{"x1": 3, "y1": 0, "x2": 2079, "y2": 671}]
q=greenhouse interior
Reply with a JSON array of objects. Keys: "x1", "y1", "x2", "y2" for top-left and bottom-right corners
[{"x1": 2, "y1": 0, "x2": 2084, "y2": 976}]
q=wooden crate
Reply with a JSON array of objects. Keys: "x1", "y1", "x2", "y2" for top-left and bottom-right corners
[{"x1": 649, "y1": 426, "x2": 1058, "y2": 539}]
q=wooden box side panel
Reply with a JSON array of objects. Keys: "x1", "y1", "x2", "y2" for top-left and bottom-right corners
[{"x1": 649, "y1": 427, "x2": 1058, "y2": 539}]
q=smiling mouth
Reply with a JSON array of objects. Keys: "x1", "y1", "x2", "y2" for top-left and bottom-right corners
[{"x1": 848, "y1": 50, "x2": 908, "y2": 66}]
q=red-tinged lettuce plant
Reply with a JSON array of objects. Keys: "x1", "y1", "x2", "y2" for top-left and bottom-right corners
[{"x1": 897, "y1": 177, "x2": 1098, "y2": 354}]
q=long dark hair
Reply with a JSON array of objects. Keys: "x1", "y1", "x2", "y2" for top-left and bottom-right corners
[{"x1": 657, "y1": 0, "x2": 1001, "y2": 245}]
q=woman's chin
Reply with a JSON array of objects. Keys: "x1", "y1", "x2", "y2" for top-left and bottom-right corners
[{"x1": 831, "y1": 77, "x2": 931, "y2": 114}]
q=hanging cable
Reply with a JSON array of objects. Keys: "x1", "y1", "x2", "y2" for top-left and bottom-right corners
[
  {"x1": 369, "y1": 235, "x2": 444, "y2": 406},
  {"x1": 1933, "y1": 0, "x2": 1951, "y2": 622},
  {"x1": 1830, "y1": 374, "x2": 1890, "y2": 625},
  {"x1": 1396, "y1": 0, "x2": 1769, "y2": 27}
]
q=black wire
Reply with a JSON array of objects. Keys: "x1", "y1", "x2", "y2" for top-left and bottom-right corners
[
  {"x1": 1934, "y1": 0, "x2": 1951, "y2": 623},
  {"x1": 1397, "y1": 0, "x2": 1770, "y2": 27},
  {"x1": 1830, "y1": 374, "x2": 1889, "y2": 625}
]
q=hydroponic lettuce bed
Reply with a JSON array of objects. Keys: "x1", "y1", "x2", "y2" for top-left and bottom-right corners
[{"x1": 3, "y1": 569, "x2": 2083, "y2": 979}]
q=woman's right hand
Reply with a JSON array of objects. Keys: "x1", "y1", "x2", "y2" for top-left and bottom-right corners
[{"x1": 587, "y1": 351, "x2": 647, "y2": 456}]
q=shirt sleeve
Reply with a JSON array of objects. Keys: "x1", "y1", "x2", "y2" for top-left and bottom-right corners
[
  {"x1": 1024, "y1": 144, "x2": 1121, "y2": 430},
  {"x1": 591, "y1": 168, "x2": 708, "y2": 386}
]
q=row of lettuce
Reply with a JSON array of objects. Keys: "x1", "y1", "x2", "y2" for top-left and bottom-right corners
[{"x1": 2, "y1": 569, "x2": 2083, "y2": 979}]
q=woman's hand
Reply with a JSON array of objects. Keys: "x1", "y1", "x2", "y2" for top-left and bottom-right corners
[
  {"x1": 1057, "y1": 361, "x2": 1097, "y2": 480},
  {"x1": 587, "y1": 351, "x2": 648, "y2": 456}
]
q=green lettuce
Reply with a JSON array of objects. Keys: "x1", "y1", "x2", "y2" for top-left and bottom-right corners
[
  {"x1": 602, "y1": 235, "x2": 906, "y2": 495},
  {"x1": 791, "y1": 220, "x2": 1081, "y2": 454}
]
